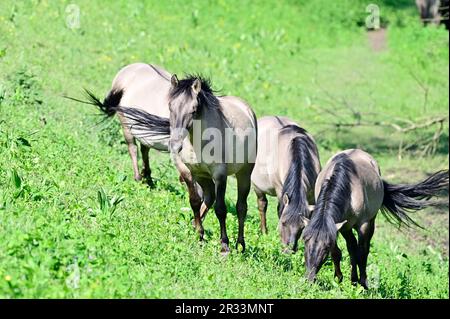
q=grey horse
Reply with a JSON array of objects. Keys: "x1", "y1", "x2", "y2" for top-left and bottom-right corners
[
  {"x1": 301, "y1": 149, "x2": 449, "y2": 288},
  {"x1": 119, "y1": 75, "x2": 258, "y2": 254},
  {"x1": 82, "y1": 63, "x2": 172, "y2": 184},
  {"x1": 250, "y1": 116, "x2": 321, "y2": 251}
]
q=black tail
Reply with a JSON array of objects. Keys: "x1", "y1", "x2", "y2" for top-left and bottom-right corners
[
  {"x1": 65, "y1": 89, "x2": 170, "y2": 138},
  {"x1": 64, "y1": 88, "x2": 123, "y2": 118},
  {"x1": 381, "y1": 170, "x2": 449, "y2": 227},
  {"x1": 115, "y1": 107, "x2": 170, "y2": 139}
]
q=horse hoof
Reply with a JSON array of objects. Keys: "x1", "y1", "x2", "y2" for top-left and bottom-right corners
[
  {"x1": 220, "y1": 243, "x2": 230, "y2": 255},
  {"x1": 235, "y1": 241, "x2": 246, "y2": 253},
  {"x1": 360, "y1": 279, "x2": 369, "y2": 290},
  {"x1": 220, "y1": 249, "x2": 230, "y2": 256}
]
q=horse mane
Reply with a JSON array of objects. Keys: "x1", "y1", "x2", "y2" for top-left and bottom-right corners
[
  {"x1": 169, "y1": 74, "x2": 220, "y2": 110},
  {"x1": 278, "y1": 125, "x2": 318, "y2": 224},
  {"x1": 303, "y1": 153, "x2": 357, "y2": 244}
]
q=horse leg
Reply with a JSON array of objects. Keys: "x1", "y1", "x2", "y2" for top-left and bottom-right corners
[
  {"x1": 173, "y1": 155, "x2": 204, "y2": 240},
  {"x1": 184, "y1": 178, "x2": 203, "y2": 240},
  {"x1": 214, "y1": 174, "x2": 229, "y2": 254},
  {"x1": 122, "y1": 124, "x2": 141, "y2": 181},
  {"x1": 357, "y1": 218, "x2": 375, "y2": 289},
  {"x1": 341, "y1": 229, "x2": 359, "y2": 285},
  {"x1": 189, "y1": 184, "x2": 203, "y2": 240},
  {"x1": 235, "y1": 168, "x2": 252, "y2": 252},
  {"x1": 330, "y1": 243, "x2": 343, "y2": 283},
  {"x1": 198, "y1": 178, "x2": 215, "y2": 221},
  {"x1": 256, "y1": 191, "x2": 268, "y2": 234},
  {"x1": 140, "y1": 144, "x2": 153, "y2": 187},
  {"x1": 185, "y1": 177, "x2": 203, "y2": 240}
]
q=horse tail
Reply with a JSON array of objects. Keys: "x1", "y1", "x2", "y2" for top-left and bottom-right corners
[
  {"x1": 115, "y1": 107, "x2": 170, "y2": 139},
  {"x1": 65, "y1": 88, "x2": 123, "y2": 118},
  {"x1": 381, "y1": 170, "x2": 449, "y2": 228},
  {"x1": 66, "y1": 89, "x2": 170, "y2": 140},
  {"x1": 87, "y1": 88, "x2": 123, "y2": 117}
]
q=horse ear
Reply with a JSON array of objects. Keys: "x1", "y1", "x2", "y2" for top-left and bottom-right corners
[
  {"x1": 335, "y1": 220, "x2": 347, "y2": 231},
  {"x1": 192, "y1": 78, "x2": 201, "y2": 95},
  {"x1": 300, "y1": 215, "x2": 310, "y2": 226},
  {"x1": 283, "y1": 193, "x2": 290, "y2": 206},
  {"x1": 171, "y1": 74, "x2": 179, "y2": 87}
]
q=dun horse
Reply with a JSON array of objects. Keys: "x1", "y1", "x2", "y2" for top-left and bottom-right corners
[
  {"x1": 251, "y1": 116, "x2": 320, "y2": 251},
  {"x1": 79, "y1": 63, "x2": 173, "y2": 185},
  {"x1": 119, "y1": 75, "x2": 258, "y2": 254},
  {"x1": 301, "y1": 149, "x2": 449, "y2": 288}
]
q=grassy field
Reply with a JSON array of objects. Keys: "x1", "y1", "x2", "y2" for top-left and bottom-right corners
[{"x1": 0, "y1": 0, "x2": 448, "y2": 298}]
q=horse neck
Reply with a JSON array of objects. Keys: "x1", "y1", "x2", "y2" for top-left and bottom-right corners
[
  {"x1": 281, "y1": 158, "x2": 308, "y2": 216},
  {"x1": 187, "y1": 100, "x2": 225, "y2": 149},
  {"x1": 204, "y1": 106, "x2": 225, "y2": 128},
  {"x1": 281, "y1": 134, "x2": 317, "y2": 214},
  {"x1": 315, "y1": 166, "x2": 353, "y2": 224}
]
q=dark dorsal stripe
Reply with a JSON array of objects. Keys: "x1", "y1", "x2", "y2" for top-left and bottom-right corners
[
  {"x1": 148, "y1": 64, "x2": 170, "y2": 82},
  {"x1": 303, "y1": 153, "x2": 357, "y2": 244}
]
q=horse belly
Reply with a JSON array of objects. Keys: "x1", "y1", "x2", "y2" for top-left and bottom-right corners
[
  {"x1": 251, "y1": 165, "x2": 279, "y2": 197},
  {"x1": 138, "y1": 137, "x2": 169, "y2": 152},
  {"x1": 225, "y1": 163, "x2": 248, "y2": 176}
]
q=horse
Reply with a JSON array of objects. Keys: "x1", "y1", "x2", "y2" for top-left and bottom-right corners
[
  {"x1": 300, "y1": 149, "x2": 449, "y2": 288},
  {"x1": 78, "y1": 63, "x2": 173, "y2": 185},
  {"x1": 75, "y1": 63, "x2": 207, "y2": 218},
  {"x1": 250, "y1": 116, "x2": 321, "y2": 252},
  {"x1": 118, "y1": 74, "x2": 258, "y2": 254}
]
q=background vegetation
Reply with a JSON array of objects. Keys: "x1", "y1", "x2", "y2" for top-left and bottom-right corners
[{"x1": 0, "y1": 0, "x2": 448, "y2": 298}]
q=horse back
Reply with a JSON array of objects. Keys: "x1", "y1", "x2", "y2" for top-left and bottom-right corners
[
  {"x1": 316, "y1": 149, "x2": 384, "y2": 225},
  {"x1": 112, "y1": 63, "x2": 171, "y2": 119},
  {"x1": 252, "y1": 116, "x2": 320, "y2": 200},
  {"x1": 218, "y1": 95, "x2": 258, "y2": 167}
]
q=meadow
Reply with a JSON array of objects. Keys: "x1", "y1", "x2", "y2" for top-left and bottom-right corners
[{"x1": 0, "y1": 0, "x2": 448, "y2": 298}]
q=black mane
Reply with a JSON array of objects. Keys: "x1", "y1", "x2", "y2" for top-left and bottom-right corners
[
  {"x1": 303, "y1": 153, "x2": 357, "y2": 244},
  {"x1": 169, "y1": 74, "x2": 220, "y2": 110},
  {"x1": 278, "y1": 125, "x2": 318, "y2": 224}
]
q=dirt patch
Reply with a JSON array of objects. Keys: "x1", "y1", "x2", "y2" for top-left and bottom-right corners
[{"x1": 367, "y1": 28, "x2": 387, "y2": 52}]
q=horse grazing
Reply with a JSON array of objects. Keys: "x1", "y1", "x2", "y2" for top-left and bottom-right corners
[
  {"x1": 119, "y1": 74, "x2": 258, "y2": 254},
  {"x1": 251, "y1": 116, "x2": 320, "y2": 251},
  {"x1": 78, "y1": 63, "x2": 173, "y2": 185},
  {"x1": 301, "y1": 149, "x2": 449, "y2": 288}
]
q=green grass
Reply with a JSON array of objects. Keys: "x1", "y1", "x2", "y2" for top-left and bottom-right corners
[{"x1": 0, "y1": 0, "x2": 448, "y2": 298}]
